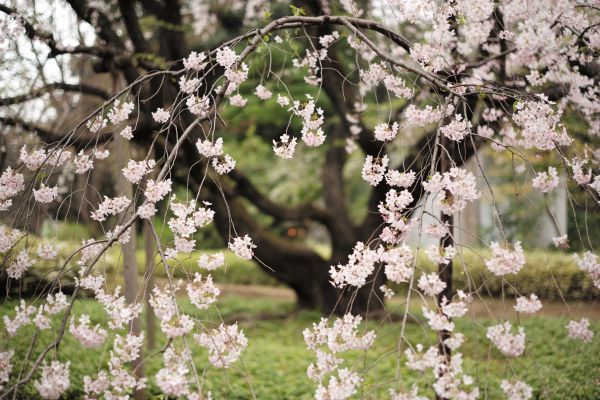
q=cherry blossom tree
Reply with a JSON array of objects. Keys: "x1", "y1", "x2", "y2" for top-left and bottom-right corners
[{"x1": 0, "y1": 0, "x2": 599, "y2": 399}]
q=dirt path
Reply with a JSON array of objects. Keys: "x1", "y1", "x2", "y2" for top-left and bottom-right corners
[{"x1": 217, "y1": 283, "x2": 600, "y2": 320}]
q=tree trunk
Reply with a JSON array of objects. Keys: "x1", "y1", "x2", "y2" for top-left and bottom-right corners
[
  {"x1": 436, "y1": 136, "x2": 454, "y2": 400},
  {"x1": 144, "y1": 220, "x2": 156, "y2": 351},
  {"x1": 207, "y1": 183, "x2": 385, "y2": 315},
  {"x1": 112, "y1": 84, "x2": 145, "y2": 399}
]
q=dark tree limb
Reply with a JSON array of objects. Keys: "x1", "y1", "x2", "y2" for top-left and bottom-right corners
[{"x1": 0, "y1": 83, "x2": 110, "y2": 107}]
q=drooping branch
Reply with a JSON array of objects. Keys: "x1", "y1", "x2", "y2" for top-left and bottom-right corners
[{"x1": 0, "y1": 83, "x2": 110, "y2": 107}]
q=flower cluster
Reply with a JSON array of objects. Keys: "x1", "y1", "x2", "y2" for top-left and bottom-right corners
[
  {"x1": 73, "y1": 151, "x2": 95, "y2": 174},
  {"x1": 514, "y1": 294, "x2": 542, "y2": 314},
  {"x1": 152, "y1": 107, "x2": 170, "y2": 123},
  {"x1": 423, "y1": 307, "x2": 454, "y2": 332},
  {"x1": 183, "y1": 50, "x2": 207, "y2": 71},
  {"x1": 531, "y1": 166, "x2": 559, "y2": 193},
  {"x1": 441, "y1": 114, "x2": 472, "y2": 142},
  {"x1": 195, "y1": 323, "x2": 248, "y2": 368},
  {"x1": 500, "y1": 380, "x2": 532, "y2": 400},
  {"x1": 197, "y1": 137, "x2": 224, "y2": 158},
  {"x1": 230, "y1": 93, "x2": 247, "y2": 107},
  {"x1": 107, "y1": 100, "x2": 134, "y2": 125},
  {"x1": 228, "y1": 235, "x2": 256, "y2": 260},
  {"x1": 4, "y1": 299, "x2": 36, "y2": 335},
  {"x1": 273, "y1": 134, "x2": 298, "y2": 159},
  {"x1": 34, "y1": 360, "x2": 70, "y2": 400},
  {"x1": 255, "y1": 84, "x2": 272, "y2": 100},
  {"x1": 304, "y1": 314, "x2": 374, "y2": 399},
  {"x1": 7, "y1": 249, "x2": 32, "y2": 279},
  {"x1": 90, "y1": 196, "x2": 131, "y2": 222},
  {"x1": 33, "y1": 183, "x2": 58, "y2": 204},
  {"x1": 165, "y1": 197, "x2": 214, "y2": 257},
  {"x1": 187, "y1": 95, "x2": 211, "y2": 117},
  {"x1": 187, "y1": 273, "x2": 220, "y2": 309},
  {"x1": 361, "y1": 155, "x2": 389, "y2": 186},
  {"x1": 179, "y1": 76, "x2": 200, "y2": 94},
  {"x1": 144, "y1": 179, "x2": 172, "y2": 203},
  {"x1": 289, "y1": 95, "x2": 326, "y2": 147},
  {"x1": 95, "y1": 285, "x2": 142, "y2": 330},
  {"x1": 83, "y1": 333, "x2": 146, "y2": 398},
  {"x1": 485, "y1": 241, "x2": 526, "y2": 276},
  {"x1": 149, "y1": 284, "x2": 193, "y2": 338},
  {"x1": 0, "y1": 167, "x2": 24, "y2": 210},
  {"x1": 198, "y1": 252, "x2": 225, "y2": 270},
  {"x1": 425, "y1": 244, "x2": 456, "y2": 266},
  {"x1": 566, "y1": 318, "x2": 593, "y2": 343},
  {"x1": 418, "y1": 272, "x2": 447, "y2": 296},
  {"x1": 330, "y1": 242, "x2": 381, "y2": 288},
  {"x1": 69, "y1": 314, "x2": 108, "y2": 348},
  {"x1": 360, "y1": 63, "x2": 412, "y2": 99},
  {"x1": 122, "y1": 158, "x2": 156, "y2": 184},
  {"x1": 378, "y1": 189, "x2": 414, "y2": 229},
  {"x1": 374, "y1": 122, "x2": 399, "y2": 142},
  {"x1": 404, "y1": 103, "x2": 454, "y2": 127},
  {"x1": 512, "y1": 99, "x2": 572, "y2": 150},
  {"x1": 573, "y1": 251, "x2": 600, "y2": 289},
  {"x1": 0, "y1": 350, "x2": 13, "y2": 391},
  {"x1": 423, "y1": 167, "x2": 481, "y2": 215},
  {"x1": 386, "y1": 169, "x2": 416, "y2": 188},
  {"x1": 156, "y1": 348, "x2": 195, "y2": 397},
  {"x1": 487, "y1": 322, "x2": 526, "y2": 357},
  {"x1": 20, "y1": 146, "x2": 48, "y2": 170},
  {"x1": 212, "y1": 154, "x2": 236, "y2": 174},
  {"x1": 382, "y1": 244, "x2": 413, "y2": 284}
]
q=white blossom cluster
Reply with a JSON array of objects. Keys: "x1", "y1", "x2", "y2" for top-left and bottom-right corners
[
  {"x1": 149, "y1": 284, "x2": 194, "y2": 338},
  {"x1": 0, "y1": 167, "x2": 25, "y2": 210},
  {"x1": 195, "y1": 323, "x2": 248, "y2": 368},
  {"x1": 34, "y1": 360, "x2": 70, "y2": 399},
  {"x1": 485, "y1": 241, "x2": 526, "y2": 276},
  {"x1": 304, "y1": 314, "x2": 375, "y2": 399},
  {"x1": 440, "y1": 114, "x2": 472, "y2": 142},
  {"x1": 165, "y1": 197, "x2": 214, "y2": 258},
  {"x1": 69, "y1": 314, "x2": 108, "y2": 348},
  {"x1": 573, "y1": 251, "x2": 600, "y2": 289},
  {"x1": 90, "y1": 195, "x2": 131, "y2": 222},
  {"x1": 500, "y1": 380, "x2": 533, "y2": 400},
  {"x1": 512, "y1": 99, "x2": 572, "y2": 150},
  {"x1": 423, "y1": 167, "x2": 481, "y2": 215},
  {"x1": 566, "y1": 318, "x2": 594, "y2": 343},
  {"x1": 531, "y1": 166, "x2": 559, "y2": 193},
  {"x1": 0, "y1": 350, "x2": 13, "y2": 391},
  {"x1": 82, "y1": 333, "x2": 146, "y2": 398},
  {"x1": 514, "y1": 294, "x2": 542, "y2": 314},
  {"x1": 361, "y1": 155, "x2": 389, "y2": 186},
  {"x1": 487, "y1": 322, "x2": 526, "y2": 357},
  {"x1": 228, "y1": 234, "x2": 256, "y2": 260},
  {"x1": 329, "y1": 242, "x2": 381, "y2": 288},
  {"x1": 122, "y1": 158, "x2": 156, "y2": 184}
]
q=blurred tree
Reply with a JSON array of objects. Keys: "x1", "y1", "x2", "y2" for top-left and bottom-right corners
[{"x1": 1, "y1": 0, "x2": 598, "y2": 316}]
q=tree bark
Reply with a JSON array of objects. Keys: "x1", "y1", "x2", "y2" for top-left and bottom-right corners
[
  {"x1": 144, "y1": 220, "x2": 156, "y2": 351},
  {"x1": 112, "y1": 72, "x2": 145, "y2": 399},
  {"x1": 436, "y1": 136, "x2": 454, "y2": 400}
]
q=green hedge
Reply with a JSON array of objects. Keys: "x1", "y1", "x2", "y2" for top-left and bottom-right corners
[
  {"x1": 138, "y1": 247, "x2": 600, "y2": 301},
  {"x1": 415, "y1": 249, "x2": 599, "y2": 301},
  {"x1": 9, "y1": 236, "x2": 599, "y2": 301}
]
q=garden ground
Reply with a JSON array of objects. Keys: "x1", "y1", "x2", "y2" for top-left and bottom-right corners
[{"x1": 2, "y1": 284, "x2": 600, "y2": 399}]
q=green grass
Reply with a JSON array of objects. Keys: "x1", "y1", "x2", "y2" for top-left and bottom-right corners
[{"x1": 2, "y1": 295, "x2": 600, "y2": 399}]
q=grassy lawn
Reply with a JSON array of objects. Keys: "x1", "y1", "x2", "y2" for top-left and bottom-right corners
[{"x1": 2, "y1": 288, "x2": 600, "y2": 399}]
